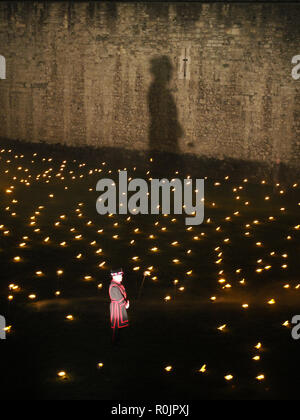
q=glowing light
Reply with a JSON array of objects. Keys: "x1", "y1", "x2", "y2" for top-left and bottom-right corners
[
  {"x1": 255, "y1": 343, "x2": 262, "y2": 350},
  {"x1": 199, "y1": 364, "x2": 207, "y2": 373},
  {"x1": 268, "y1": 299, "x2": 276, "y2": 305},
  {"x1": 218, "y1": 324, "x2": 227, "y2": 331}
]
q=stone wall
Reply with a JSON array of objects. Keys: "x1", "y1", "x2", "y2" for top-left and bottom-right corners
[{"x1": 0, "y1": 2, "x2": 299, "y2": 167}]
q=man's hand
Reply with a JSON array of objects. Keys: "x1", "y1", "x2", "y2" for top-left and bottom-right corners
[{"x1": 125, "y1": 300, "x2": 130, "y2": 309}]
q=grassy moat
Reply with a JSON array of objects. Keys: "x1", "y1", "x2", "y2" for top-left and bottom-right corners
[{"x1": 0, "y1": 140, "x2": 300, "y2": 400}]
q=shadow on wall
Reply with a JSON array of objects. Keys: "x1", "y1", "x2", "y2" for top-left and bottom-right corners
[{"x1": 147, "y1": 56, "x2": 184, "y2": 174}]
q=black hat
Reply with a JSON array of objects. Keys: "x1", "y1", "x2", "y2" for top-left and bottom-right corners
[{"x1": 110, "y1": 268, "x2": 123, "y2": 276}]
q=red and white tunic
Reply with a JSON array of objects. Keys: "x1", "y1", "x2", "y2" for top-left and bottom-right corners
[{"x1": 109, "y1": 280, "x2": 129, "y2": 329}]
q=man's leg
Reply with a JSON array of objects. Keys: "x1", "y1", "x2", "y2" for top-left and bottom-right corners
[
  {"x1": 112, "y1": 327, "x2": 121, "y2": 345},
  {"x1": 118, "y1": 328, "x2": 122, "y2": 343},
  {"x1": 112, "y1": 327, "x2": 116, "y2": 344}
]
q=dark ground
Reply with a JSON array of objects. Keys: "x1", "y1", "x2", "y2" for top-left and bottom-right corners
[{"x1": 0, "y1": 139, "x2": 300, "y2": 400}]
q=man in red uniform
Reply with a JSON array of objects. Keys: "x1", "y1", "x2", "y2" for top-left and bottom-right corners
[{"x1": 109, "y1": 268, "x2": 129, "y2": 345}]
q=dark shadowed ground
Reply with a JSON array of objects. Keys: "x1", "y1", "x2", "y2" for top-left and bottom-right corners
[{"x1": 0, "y1": 139, "x2": 300, "y2": 400}]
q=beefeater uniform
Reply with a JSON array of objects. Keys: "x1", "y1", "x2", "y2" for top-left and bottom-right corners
[{"x1": 109, "y1": 280, "x2": 129, "y2": 331}]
